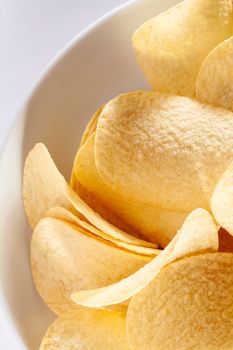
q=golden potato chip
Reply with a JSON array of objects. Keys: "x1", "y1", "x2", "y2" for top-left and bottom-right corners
[
  {"x1": 70, "y1": 105, "x2": 103, "y2": 189},
  {"x1": 72, "y1": 209, "x2": 218, "y2": 308},
  {"x1": 211, "y1": 160, "x2": 233, "y2": 235},
  {"x1": 127, "y1": 253, "x2": 233, "y2": 350},
  {"x1": 196, "y1": 37, "x2": 233, "y2": 110},
  {"x1": 23, "y1": 143, "x2": 73, "y2": 228},
  {"x1": 66, "y1": 184, "x2": 155, "y2": 248},
  {"x1": 72, "y1": 132, "x2": 186, "y2": 246},
  {"x1": 39, "y1": 309, "x2": 130, "y2": 350},
  {"x1": 31, "y1": 217, "x2": 151, "y2": 315},
  {"x1": 73, "y1": 181, "x2": 142, "y2": 240},
  {"x1": 72, "y1": 134, "x2": 145, "y2": 241},
  {"x1": 80, "y1": 105, "x2": 103, "y2": 147},
  {"x1": 46, "y1": 207, "x2": 160, "y2": 256},
  {"x1": 133, "y1": 0, "x2": 233, "y2": 97},
  {"x1": 23, "y1": 143, "x2": 153, "y2": 248},
  {"x1": 95, "y1": 91, "x2": 233, "y2": 215}
]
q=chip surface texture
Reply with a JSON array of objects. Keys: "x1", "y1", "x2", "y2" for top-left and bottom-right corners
[
  {"x1": 127, "y1": 253, "x2": 233, "y2": 350},
  {"x1": 95, "y1": 91, "x2": 233, "y2": 214},
  {"x1": 39, "y1": 309, "x2": 130, "y2": 349}
]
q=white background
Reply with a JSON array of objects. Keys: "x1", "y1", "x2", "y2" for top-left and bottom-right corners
[
  {"x1": 0, "y1": 0, "x2": 126, "y2": 347},
  {"x1": 0, "y1": 0, "x2": 126, "y2": 149}
]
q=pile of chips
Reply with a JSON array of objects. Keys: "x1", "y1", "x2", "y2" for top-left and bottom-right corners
[{"x1": 23, "y1": 0, "x2": 233, "y2": 349}]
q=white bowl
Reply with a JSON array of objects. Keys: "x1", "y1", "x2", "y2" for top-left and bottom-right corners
[{"x1": 0, "y1": 0, "x2": 178, "y2": 349}]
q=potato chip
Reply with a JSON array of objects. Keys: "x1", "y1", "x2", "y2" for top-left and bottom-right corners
[
  {"x1": 46, "y1": 207, "x2": 160, "y2": 256},
  {"x1": 23, "y1": 143, "x2": 153, "y2": 247},
  {"x1": 72, "y1": 135, "x2": 144, "y2": 240},
  {"x1": 95, "y1": 91, "x2": 233, "y2": 215},
  {"x1": 39, "y1": 309, "x2": 130, "y2": 350},
  {"x1": 66, "y1": 185, "x2": 155, "y2": 248},
  {"x1": 73, "y1": 181, "x2": 141, "y2": 240},
  {"x1": 133, "y1": 0, "x2": 233, "y2": 97},
  {"x1": 72, "y1": 132, "x2": 186, "y2": 246},
  {"x1": 80, "y1": 105, "x2": 103, "y2": 147},
  {"x1": 196, "y1": 37, "x2": 233, "y2": 110},
  {"x1": 72, "y1": 208, "x2": 218, "y2": 308},
  {"x1": 70, "y1": 105, "x2": 103, "y2": 189},
  {"x1": 127, "y1": 253, "x2": 233, "y2": 350},
  {"x1": 31, "y1": 217, "x2": 151, "y2": 315},
  {"x1": 211, "y1": 160, "x2": 233, "y2": 235},
  {"x1": 23, "y1": 143, "x2": 73, "y2": 228}
]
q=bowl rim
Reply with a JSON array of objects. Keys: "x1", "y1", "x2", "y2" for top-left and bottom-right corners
[
  {"x1": 0, "y1": 0, "x2": 139, "y2": 164},
  {"x1": 0, "y1": 0, "x2": 139, "y2": 348}
]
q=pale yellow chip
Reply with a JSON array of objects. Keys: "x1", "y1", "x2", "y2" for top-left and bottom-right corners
[
  {"x1": 133, "y1": 0, "x2": 233, "y2": 97},
  {"x1": 73, "y1": 181, "x2": 142, "y2": 241},
  {"x1": 72, "y1": 132, "x2": 186, "y2": 247},
  {"x1": 70, "y1": 105, "x2": 103, "y2": 189},
  {"x1": 23, "y1": 143, "x2": 153, "y2": 248},
  {"x1": 127, "y1": 253, "x2": 233, "y2": 350},
  {"x1": 66, "y1": 184, "x2": 155, "y2": 248},
  {"x1": 95, "y1": 91, "x2": 233, "y2": 215},
  {"x1": 196, "y1": 36, "x2": 233, "y2": 111},
  {"x1": 71, "y1": 208, "x2": 218, "y2": 308},
  {"x1": 46, "y1": 207, "x2": 160, "y2": 256},
  {"x1": 39, "y1": 309, "x2": 130, "y2": 350},
  {"x1": 211, "y1": 160, "x2": 233, "y2": 235},
  {"x1": 31, "y1": 217, "x2": 151, "y2": 315},
  {"x1": 23, "y1": 143, "x2": 73, "y2": 228},
  {"x1": 80, "y1": 105, "x2": 103, "y2": 147}
]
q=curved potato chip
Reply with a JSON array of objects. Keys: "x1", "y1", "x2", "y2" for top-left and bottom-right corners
[
  {"x1": 39, "y1": 309, "x2": 130, "y2": 350},
  {"x1": 196, "y1": 37, "x2": 233, "y2": 111},
  {"x1": 127, "y1": 253, "x2": 233, "y2": 350},
  {"x1": 72, "y1": 209, "x2": 218, "y2": 308},
  {"x1": 46, "y1": 207, "x2": 160, "y2": 256},
  {"x1": 95, "y1": 91, "x2": 233, "y2": 214},
  {"x1": 23, "y1": 143, "x2": 153, "y2": 248},
  {"x1": 31, "y1": 217, "x2": 151, "y2": 315},
  {"x1": 211, "y1": 160, "x2": 233, "y2": 235},
  {"x1": 72, "y1": 132, "x2": 187, "y2": 246},
  {"x1": 70, "y1": 105, "x2": 103, "y2": 189},
  {"x1": 133, "y1": 0, "x2": 233, "y2": 97},
  {"x1": 66, "y1": 185, "x2": 155, "y2": 248},
  {"x1": 73, "y1": 181, "x2": 142, "y2": 240},
  {"x1": 23, "y1": 143, "x2": 73, "y2": 228},
  {"x1": 80, "y1": 105, "x2": 103, "y2": 147}
]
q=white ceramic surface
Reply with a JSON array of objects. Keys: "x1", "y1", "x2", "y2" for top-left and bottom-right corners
[
  {"x1": 0, "y1": 0, "x2": 127, "y2": 152},
  {"x1": 0, "y1": 0, "x2": 178, "y2": 349}
]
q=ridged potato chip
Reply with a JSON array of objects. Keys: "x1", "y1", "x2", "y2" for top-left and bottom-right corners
[
  {"x1": 133, "y1": 0, "x2": 233, "y2": 97},
  {"x1": 46, "y1": 206, "x2": 159, "y2": 256},
  {"x1": 23, "y1": 143, "x2": 153, "y2": 247},
  {"x1": 95, "y1": 91, "x2": 233, "y2": 217},
  {"x1": 127, "y1": 253, "x2": 233, "y2": 350},
  {"x1": 72, "y1": 132, "x2": 186, "y2": 247},
  {"x1": 196, "y1": 37, "x2": 233, "y2": 110},
  {"x1": 39, "y1": 309, "x2": 130, "y2": 350},
  {"x1": 72, "y1": 209, "x2": 218, "y2": 309},
  {"x1": 211, "y1": 160, "x2": 233, "y2": 235},
  {"x1": 31, "y1": 217, "x2": 151, "y2": 315}
]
